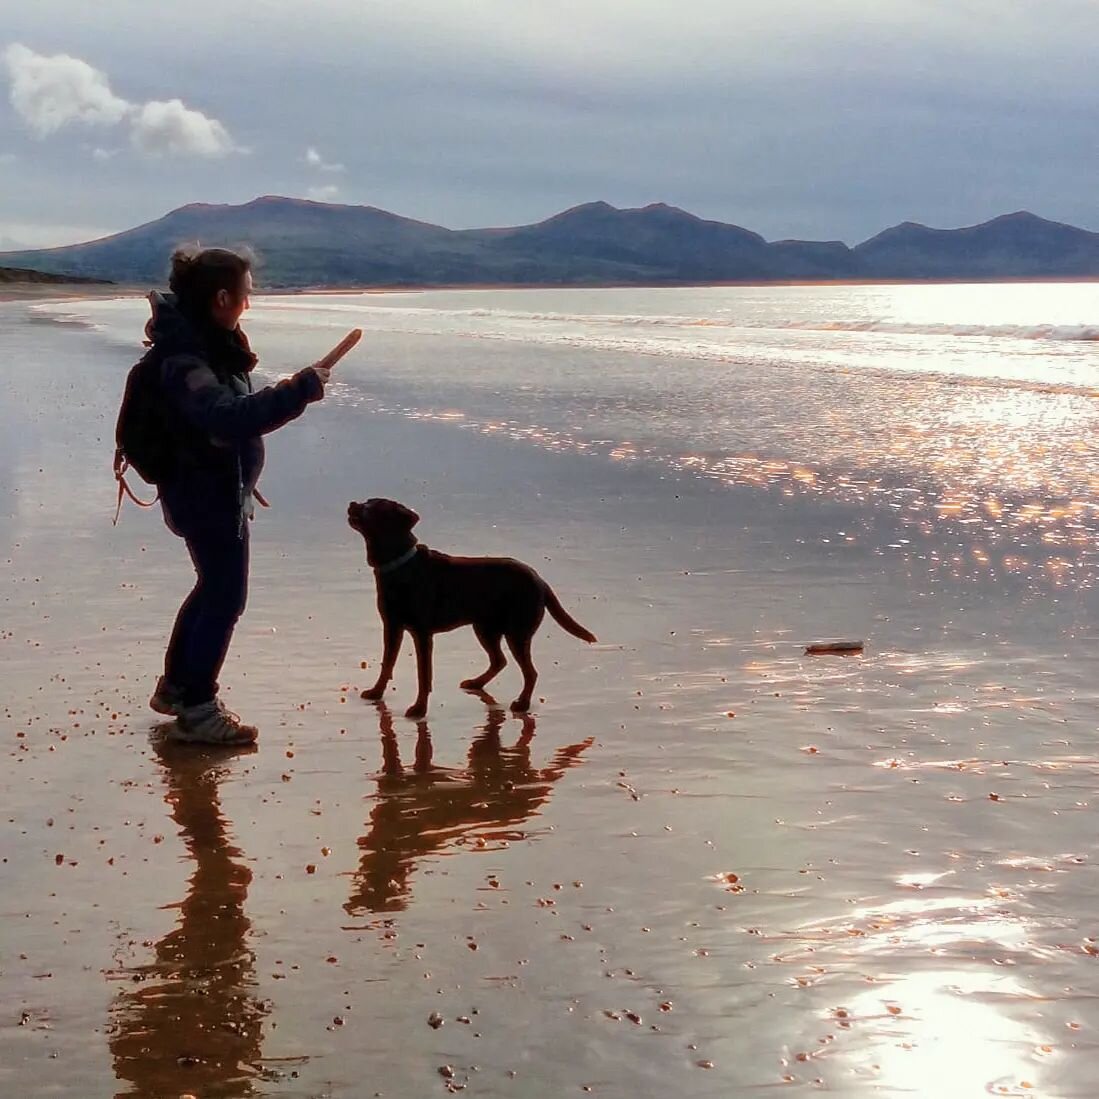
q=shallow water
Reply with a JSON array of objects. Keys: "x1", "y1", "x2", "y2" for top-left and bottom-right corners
[
  {"x1": 37, "y1": 282, "x2": 1099, "y2": 590},
  {"x1": 3, "y1": 289, "x2": 1099, "y2": 1097}
]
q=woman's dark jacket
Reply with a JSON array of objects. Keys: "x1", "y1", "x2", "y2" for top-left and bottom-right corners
[{"x1": 145, "y1": 292, "x2": 323, "y2": 529}]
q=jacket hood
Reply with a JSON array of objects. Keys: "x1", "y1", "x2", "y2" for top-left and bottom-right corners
[{"x1": 144, "y1": 291, "x2": 257, "y2": 373}]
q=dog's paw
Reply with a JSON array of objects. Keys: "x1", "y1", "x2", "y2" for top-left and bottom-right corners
[
  {"x1": 361, "y1": 686, "x2": 385, "y2": 701},
  {"x1": 405, "y1": 702, "x2": 428, "y2": 719},
  {"x1": 509, "y1": 697, "x2": 532, "y2": 713}
]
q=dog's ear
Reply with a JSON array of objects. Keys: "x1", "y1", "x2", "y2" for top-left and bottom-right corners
[
  {"x1": 390, "y1": 501, "x2": 420, "y2": 530},
  {"x1": 367, "y1": 498, "x2": 420, "y2": 532}
]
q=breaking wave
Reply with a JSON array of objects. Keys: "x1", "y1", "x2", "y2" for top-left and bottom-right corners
[{"x1": 262, "y1": 298, "x2": 1099, "y2": 342}]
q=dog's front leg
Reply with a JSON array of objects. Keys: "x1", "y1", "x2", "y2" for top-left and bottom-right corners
[
  {"x1": 406, "y1": 631, "x2": 434, "y2": 718},
  {"x1": 361, "y1": 624, "x2": 404, "y2": 701}
]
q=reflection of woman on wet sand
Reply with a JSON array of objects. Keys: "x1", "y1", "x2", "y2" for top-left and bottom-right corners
[
  {"x1": 348, "y1": 703, "x2": 593, "y2": 916},
  {"x1": 108, "y1": 739, "x2": 268, "y2": 1098}
]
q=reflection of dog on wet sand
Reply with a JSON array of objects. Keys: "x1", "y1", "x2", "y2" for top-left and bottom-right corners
[
  {"x1": 347, "y1": 701, "x2": 593, "y2": 916},
  {"x1": 347, "y1": 498, "x2": 597, "y2": 717}
]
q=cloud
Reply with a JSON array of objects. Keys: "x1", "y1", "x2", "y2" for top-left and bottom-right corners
[
  {"x1": 3, "y1": 43, "x2": 129, "y2": 135},
  {"x1": 130, "y1": 99, "x2": 237, "y2": 157},
  {"x1": 3, "y1": 43, "x2": 239, "y2": 158},
  {"x1": 305, "y1": 146, "x2": 344, "y2": 172},
  {"x1": 91, "y1": 146, "x2": 116, "y2": 161},
  {"x1": 5, "y1": 3, "x2": 1099, "y2": 241},
  {"x1": 302, "y1": 146, "x2": 347, "y2": 206}
]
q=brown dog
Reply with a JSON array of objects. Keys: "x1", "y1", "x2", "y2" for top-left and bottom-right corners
[{"x1": 348, "y1": 498, "x2": 597, "y2": 717}]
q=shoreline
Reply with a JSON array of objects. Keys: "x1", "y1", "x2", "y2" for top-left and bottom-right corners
[
  {"x1": 5, "y1": 271, "x2": 1099, "y2": 306},
  {"x1": 0, "y1": 282, "x2": 141, "y2": 303},
  {"x1": 264, "y1": 273, "x2": 1099, "y2": 294}
]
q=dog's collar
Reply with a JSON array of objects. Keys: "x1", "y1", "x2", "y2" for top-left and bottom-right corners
[{"x1": 375, "y1": 544, "x2": 419, "y2": 575}]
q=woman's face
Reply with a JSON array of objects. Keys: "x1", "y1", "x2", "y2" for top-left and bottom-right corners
[{"x1": 210, "y1": 269, "x2": 253, "y2": 330}]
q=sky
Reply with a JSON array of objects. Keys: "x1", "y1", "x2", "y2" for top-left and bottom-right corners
[{"x1": 1, "y1": 0, "x2": 1098, "y2": 249}]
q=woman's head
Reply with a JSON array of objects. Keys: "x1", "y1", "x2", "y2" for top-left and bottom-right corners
[{"x1": 168, "y1": 245, "x2": 253, "y2": 329}]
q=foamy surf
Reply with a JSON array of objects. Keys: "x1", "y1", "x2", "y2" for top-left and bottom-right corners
[{"x1": 261, "y1": 296, "x2": 1099, "y2": 342}]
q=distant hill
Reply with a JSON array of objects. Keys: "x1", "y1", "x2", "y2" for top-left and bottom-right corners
[
  {"x1": 1, "y1": 198, "x2": 1097, "y2": 288},
  {"x1": 475, "y1": 201, "x2": 861, "y2": 282},
  {"x1": 0, "y1": 264, "x2": 111, "y2": 286},
  {"x1": 853, "y1": 211, "x2": 1099, "y2": 279}
]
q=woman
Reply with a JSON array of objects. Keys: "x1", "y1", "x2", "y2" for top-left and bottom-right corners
[{"x1": 146, "y1": 246, "x2": 332, "y2": 745}]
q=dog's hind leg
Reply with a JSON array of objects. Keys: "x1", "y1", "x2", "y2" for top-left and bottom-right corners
[
  {"x1": 505, "y1": 632, "x2": 538, "y2": 713},
  {"x1": 461, "y1": 627, "x2": 507, "y2": 692}
]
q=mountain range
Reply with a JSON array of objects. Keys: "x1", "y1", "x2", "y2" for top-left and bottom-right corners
[{"x1": 2, "y1": 197, "x2": 1099, "y2": 288}]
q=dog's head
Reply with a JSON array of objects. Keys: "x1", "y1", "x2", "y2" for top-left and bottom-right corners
[{"x1": 347, "y1": 498, "x2": 421, "y2": 542}]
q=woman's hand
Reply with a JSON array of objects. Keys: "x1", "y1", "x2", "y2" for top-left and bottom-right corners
[{"x1": 308, "y1": 329, "x2": 360, "y2": 395}]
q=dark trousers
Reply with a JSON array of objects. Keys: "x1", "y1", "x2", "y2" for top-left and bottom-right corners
[{"x1": 162, "y1": 502, "x2": 249, "y2": 707}]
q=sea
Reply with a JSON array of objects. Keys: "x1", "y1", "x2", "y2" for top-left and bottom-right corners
[{"x1": 30, "y1": 280, "x2": 1099, "y2": 592}]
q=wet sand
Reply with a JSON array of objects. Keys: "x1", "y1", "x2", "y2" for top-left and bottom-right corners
[{"x1": 3, "y1": 301, "x2": 1099, "y2": 1097}]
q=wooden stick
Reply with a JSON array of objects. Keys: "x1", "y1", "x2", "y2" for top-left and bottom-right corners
[
  {"x1": 805, "y1": 640, "x2": 864, "y2": 655},
  {"x1": 316, "y1": 328, "x2": 362, "y2": 371}
]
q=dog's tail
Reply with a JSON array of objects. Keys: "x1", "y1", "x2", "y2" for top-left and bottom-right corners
[{"x1": 543, "y1": 583, "x2": 597, "y2": 644}]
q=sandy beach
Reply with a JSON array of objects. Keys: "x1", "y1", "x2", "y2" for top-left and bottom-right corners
[
  {"x1": 0, "y1": 283, "x2": 138, "y2": 303},
  {"x1": 3, "y1": 289, "x2": 1099, "y2": 1097}
]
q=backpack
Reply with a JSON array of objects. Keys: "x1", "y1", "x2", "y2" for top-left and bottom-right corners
[{"x1": 113, "y1": 349, "x2": 173, "y2": 523}]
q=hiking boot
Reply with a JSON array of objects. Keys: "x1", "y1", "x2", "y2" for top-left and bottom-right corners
[
  {"x1": 169, "y1": 700, "x2": 259, "y2": 746},
  {"x1": 149, "y1": 676, "x2": 185, "y2": 717}
]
